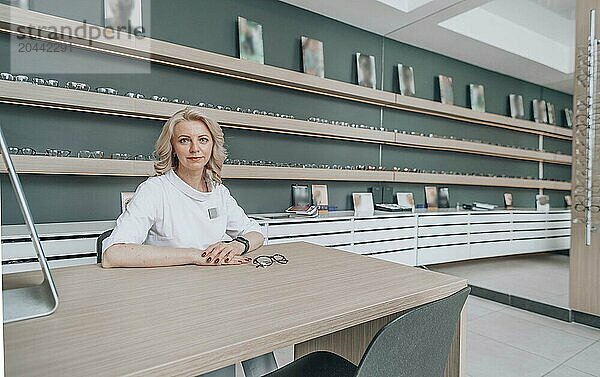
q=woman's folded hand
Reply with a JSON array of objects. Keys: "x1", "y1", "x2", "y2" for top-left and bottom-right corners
[{"x1": 194, "y1": 242, "x2": 250, "y2": 265}]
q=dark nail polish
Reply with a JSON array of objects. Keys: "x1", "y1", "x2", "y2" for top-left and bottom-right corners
[
  {"x1": 201, "y1": 252, "x2": 207, "y2": 257},
  {"x1": 224, "y1": 258, "x2": 230, "y2": 263},
  {"x1": 206, "y1": 257, "x2": 212, "y2": 263},
  {"x1": 214, "y1": 258, "x2": 219, "y2": 264}
]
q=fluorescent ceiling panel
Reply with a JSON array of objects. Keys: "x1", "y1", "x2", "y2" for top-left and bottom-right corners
[
  {"x1": 438, "y1": 6, "x2": 574, "y2": 73},
  {"x1": 375, "y1": 0, "x2": 435, "y2": 12},
  {"x1": 481, "y1": 0, "x2": 575, "y2": 46},
  {"x1": 530, "y1": 0, "x2": 576, "y2": 20}
]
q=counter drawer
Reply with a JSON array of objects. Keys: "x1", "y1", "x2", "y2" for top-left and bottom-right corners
[
  {"x1": 470, "y1": 231, "x2": 512, "y2": 243},
  {"x1": 470, "y1": 241, "x2": 515, "y2": 258},
  {"x1": 512, "y1": 222, "x2": 547, "y2": 231},
  {"x1": 267, "y1": 233, "x2": 352, "y2": 246},
  {"x1": 418, "y1": 234, "x2": 469, "y2": 247},
  {"x1": 354, "y1": 228, "x2": 415, "y2": 243},
  {"x1": 512, "y1": 213, "x2": 548, "y2": 222},
  {"x1": 546, "y1": 221, "x2": 571, "y2": 230},
  {"x1": 417, "y1": 244, "x2": 470, "y2": 265},
  {"x1": 267, "y1": 220, "x2": 352, "y2": 237},
  {"x1": 511, "y1": 238, "x2": 569, "y2": 253},
  {"x1": 547, "y1": 212, "x2": 571, "y2": 221},
  {"x1": 354, "y1": 216, "x2": 415, "y2": 231},
  {"x1": 418, "y1": 215, "x2": 469, "y2": 226},
  {"x1": 511, "y1": 229, "x2": 549, "y2": 240},
  {"x1": 2, "y1": 238, "x2": 96, "y2": 261},
  {"x1": 469, "y1": 213, "x2": 512, "y2": 223},
  {"x1": 418, "y1": 224, "x2": 469, "y2": 237},
  {"x1": 352, "y1": 238, "x2": 416, "y2": 254}
]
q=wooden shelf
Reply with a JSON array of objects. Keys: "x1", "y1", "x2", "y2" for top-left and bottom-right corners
[
  {"x1": 0, "y1": 155, "x2": 155, "y2": 176},
  {"x1": 393, "y1": 132, "x2": 571, "y2": 165},
  {"x1": 392, "y1": 94, "x2": 572, "y2": 140},
  {"x1": 393, "y1": 171, "x2": 570, "y2": 190},
  {"x1": 0, "y1": 155, "x2": 395, "y2": 181},
  {"x1": 0, "y1": 81, "x2": 571, "y2": 165},
  {"x1": 226, "y1": 165, "x2": 395, "y2": 182},
  {"x1": 0, "y1": 155, "x2": 571, "y2": 190},
  {"x1": 0, "y1": 4, "x2": 572, "y2": 140}
]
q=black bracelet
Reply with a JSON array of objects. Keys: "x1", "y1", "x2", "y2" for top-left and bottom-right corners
[{"x1": 227, "y1": 236, "x2": 250, "y2": 254}]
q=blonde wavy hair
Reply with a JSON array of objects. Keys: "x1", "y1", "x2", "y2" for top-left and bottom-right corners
[{"x1": 154, "y1": 107, "x2": 227, "y2": 184}]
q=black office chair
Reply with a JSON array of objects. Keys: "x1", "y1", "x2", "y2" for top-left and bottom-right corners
[
  {"x1": 199, "y1": 354, "x2": 278, "y2": 377},
  {"x1": 96, "y1": 228, "x2": 278, "y2": 377},
  {"x1": 96, "y1": 229, "x2": 113, "y2": 264},
  {"x1": 263, "y1": 287, "x2": 470, "y2": 377},
  {"x1": 242, "y1": 353, "x2": 279, "y2": 377}
]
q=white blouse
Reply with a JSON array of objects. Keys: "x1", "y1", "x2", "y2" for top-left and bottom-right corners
[{"x1": 102, "y1": 169, "x2": 262, "y2": 253}]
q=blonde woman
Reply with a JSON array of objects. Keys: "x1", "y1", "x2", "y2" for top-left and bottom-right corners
[{"x1": 102, "y1": 107, "x2": 264, "y2": 268}]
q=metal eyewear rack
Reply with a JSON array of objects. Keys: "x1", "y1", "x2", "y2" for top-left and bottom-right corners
[{"x1": 574, "y1": 10, "x2": 599, "y2": 246}]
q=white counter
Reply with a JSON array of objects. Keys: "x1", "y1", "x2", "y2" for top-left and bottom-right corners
[{"x1": 2, "y1": 208, "x2": 571, "y2": 272}]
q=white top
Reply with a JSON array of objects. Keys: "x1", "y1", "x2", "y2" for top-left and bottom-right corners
[{"x1": 102, "y1": 169, "x2": 262, "y2": 253}]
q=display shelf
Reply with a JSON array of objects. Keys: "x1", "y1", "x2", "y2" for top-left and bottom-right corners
[
  {"x1": 0, "y1": 155, "x2": 395, "y2": 181},
  {"x1": 393, "y1": 132, "x2": 571, "y2": 165},
  {"x1": 0, "y1": 155, "x2": 155, "y2": 176},
  {"x1": 391, "y1": 94, "x2": 572, "y2": 140},
  {"x1": 0, "y1": 4, "x2": 572, "y2": 140},
  {"x1": 225, "y1": 165, "x2": 395, "y2": 181},
  {"x1": 0, "y1": 81, "x2": 571, "y2": 165},
  {"x1": 0, "y1": 155, "x2": 571, "y2": 190},
  {"x1": 392, "y1": 171, "x2": 570, "y2": 191}
]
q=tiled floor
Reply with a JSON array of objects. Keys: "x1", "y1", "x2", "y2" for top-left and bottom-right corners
[
  {"x1": 465, "y1": 296, "x2": 600, "y2": 377},
  {"x1": 432, "y1": 253, "x2": 569, "y2": 307}
]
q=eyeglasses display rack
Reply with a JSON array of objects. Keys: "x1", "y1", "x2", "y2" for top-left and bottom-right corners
[
  {"x1": 572, "y1": 10, "x2": 599, "y2": 246},
  {"x1": 0, "y1": 3, "x2": 573, "y2": 229},
  {"x1": 570, "y1": 1, "x2": 600, "y2": 319}
]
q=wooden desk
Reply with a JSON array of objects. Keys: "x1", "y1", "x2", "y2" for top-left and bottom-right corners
[{"x1": 3, "y1": 242, "x2": 467, "y2": 376}]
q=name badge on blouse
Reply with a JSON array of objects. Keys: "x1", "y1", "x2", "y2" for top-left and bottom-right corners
[{"x1": 208, "y1": 207, "x2": 219, "y2": 219}]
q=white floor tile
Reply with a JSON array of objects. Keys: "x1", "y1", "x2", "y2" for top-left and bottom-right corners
[
  {"x1": 467, "y1": 299, "x2": 500, "y2": 321},
  {"x1": 490, "y1": 272, "x2": 564, "y2": 295},
  {"x1": 469, "y1": 311, "x2": 596, "y2": 363},
  {"x1": 565, "y1": 341, "x2": 600, "y2": 376},
  {"x1": 466, "y1": 332, "x2": 558, "y2": 377},
  {"x1": 542, "y1": 294, "x2": 570, "y2": 309},
  {"x1": 432, "y1": 263, "x2": 509, "y2": 283},
  {"x1": 466, "y1": 296, "x2": 508, "y2": 320},
  {"x1": 431, "y1": 253, "x2": 571, "y2": 308},
  {"x1": 434, "y1": 255, "x2": 600, "y2": 376},
  {"x1": 501, "y1": 307, "x2": 600, "y2": 341},
  {"x1": 468, "y1": 296, "x2": 507, "y2": 309},
  {"x1": 544, "y1": 364, "x2": 597, "y2": 376},
  {"x1": 476, "y1": 276, "x2": 555, "y2": 302}
]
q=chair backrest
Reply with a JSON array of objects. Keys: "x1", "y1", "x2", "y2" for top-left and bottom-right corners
[
  {"x1": 354, "y1": 287, "x2": 470, "y2": 377},
  {"x1": 96, "y1": 229, "x2": 113, "y2": 264},
  {"x1": 241, "y1": 352, "x2": 278, "y2": 377}
]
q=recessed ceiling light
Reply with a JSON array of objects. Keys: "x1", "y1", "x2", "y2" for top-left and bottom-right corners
[
  {"x1": 375, "y1": 0, "x2": 435, "y2": 13},
  {"x1": 438, "y1": 0, "x2": 574, "y2": 73}
]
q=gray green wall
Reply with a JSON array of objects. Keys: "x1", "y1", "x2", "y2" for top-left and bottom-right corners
[{"x1": 0, "y1": 0, "x2": 572, "y2": 225}]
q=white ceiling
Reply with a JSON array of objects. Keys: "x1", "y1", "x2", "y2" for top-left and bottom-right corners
[{"x1": 280, "y1": 0, "x2": 576, "y2": 94}]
